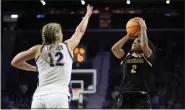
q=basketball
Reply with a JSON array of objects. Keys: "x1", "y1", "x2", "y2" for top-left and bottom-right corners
[{"x1": 126, "y1": 18, "x2": 141, "y2": 37}]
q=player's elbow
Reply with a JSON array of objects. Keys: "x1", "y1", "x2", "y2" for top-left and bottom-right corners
[
  {"x1": 111, "y1": 46, "x2": 117, "y2": 53},
  {"x1": 112, "y1": 50, "x2": 123, "y2": 59},
  {"x1": 113, "y1": 53, "x2": 123, "y2": 59},
  {"x1": 11, "y1": 59, "x2": 21, "y2": 67},
  {"x1": 111, "y1": 47, "x2": 120, "y2": 57},
  {"x1": 11, "y1": 60, "x2": 17, "y2": 67}
]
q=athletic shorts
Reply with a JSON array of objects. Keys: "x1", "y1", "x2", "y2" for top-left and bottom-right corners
[
  {"x1": 31, "y1": 93, "x2": 70, "y2": 109},
  {"x1": 116, "y1": 93, "x2": 152, "y2": 109}
]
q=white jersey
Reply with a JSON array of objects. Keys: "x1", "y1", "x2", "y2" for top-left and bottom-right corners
[{"x1": 33, "y1": 43, "x2": 73, "y2": 99}]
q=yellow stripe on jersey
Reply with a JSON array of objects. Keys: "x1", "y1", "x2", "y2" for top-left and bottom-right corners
[
  {"x1": 142, "y1": 53, "x2": 152, "y2": 67},
  {"x1": 120, "y1": 53, "x2": 130, "y2": 65}
]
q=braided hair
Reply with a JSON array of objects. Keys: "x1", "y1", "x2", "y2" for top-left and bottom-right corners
[
  {"x1": 148, "y1": 40, "x2": 157, "y2": 60},
  {"x1": 40, "y1": 23, "x2": 62, "y2": 65}
]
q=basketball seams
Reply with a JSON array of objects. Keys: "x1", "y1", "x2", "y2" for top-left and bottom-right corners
[
  {"x1": 126, "y1": 26, "x2": 140, "y2": 28},
  {"x1": 127, "y1": 27, "x2": 140, "y2": 37},
  {"x1": 130, "y1": 20, "x2": 139, "y2": 24},
  {"x1": 132, "y1": 29, "x2": 140, "y2": 36},
  {"x1": 126, "y1": 20, "x2": 140, "y2": 28}
]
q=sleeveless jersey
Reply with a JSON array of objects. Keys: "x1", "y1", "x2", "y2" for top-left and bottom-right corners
[
  {"x1": 33, "y1": 43, "x2": 73, "y2": 99},
  {"x1": 119, "y1": 52, "x2": 153, "y2": 94}
]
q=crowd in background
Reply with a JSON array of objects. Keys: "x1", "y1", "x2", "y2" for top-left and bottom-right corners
[{"x1": 2, "y1": 85, "x2": 31, "y2": 109}]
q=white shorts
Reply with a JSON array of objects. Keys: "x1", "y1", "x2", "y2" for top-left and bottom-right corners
[{"x1": 31, "y1": 93, "x2": 69, "y2": 109}]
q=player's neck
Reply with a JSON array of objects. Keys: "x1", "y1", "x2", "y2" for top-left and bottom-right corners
[
  {"x1": 54, "y1": 40, "x2": 62, "y2": 44},
  {"x1": 132, "y1": 52, "x2": 138, "y2": 55},
  {"x1": 132, "y1": 49, "x2": 142, "y2": 54}
]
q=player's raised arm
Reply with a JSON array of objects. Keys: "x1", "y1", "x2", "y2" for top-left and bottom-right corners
[
  {"x1": 138, "y1": 18, "x2": 152, "y2": 58},
  {"x1": 111, "y1": 34, "x2": 131, "y2": 59},
  {"x1": 64, "y1": 4, "x2": 93, "y2": 50},
  {"x1": 11, "y1": 45, "x2": 40, "y2": 72}
]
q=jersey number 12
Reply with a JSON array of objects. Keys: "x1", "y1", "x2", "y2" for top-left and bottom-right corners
[
  {"x1": 49, "y1": 52, "x2": 64, "y2": 67},
  {"x1": 131, "y1": 64, "x2": 137, "y2": 73}
]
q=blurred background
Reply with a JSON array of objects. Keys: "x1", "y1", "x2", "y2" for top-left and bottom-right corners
[{"x1": 1, "y1": 0, "x2": 184, "y2": 109}]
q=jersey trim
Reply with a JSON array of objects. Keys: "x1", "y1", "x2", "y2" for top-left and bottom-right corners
[
  {"x1": 68, "y1": 81, "x2": 73, "y2": 101},
  {"x1": 120, "y1": 53, "x2": 130, "y2": 65},
  {"x1": 63, "y1": 43, "x2": 74, "y2": 61},
  {"x1": 35, "y1": 56, "x2": 40, "y2": 62},
  {"x1": 142, "y1": 53, "x2": 152, "y2": 67}
]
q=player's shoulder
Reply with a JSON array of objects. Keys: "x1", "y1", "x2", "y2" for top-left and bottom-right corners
[
  {"x1": 63, "y1": 39, "x2": 74, "y2": 49},
  {"x1": 141, "y1": 52, "x2": 154, "y2": 60},
  {"x1": 62, "y1": 40, "x2": 72, "y2": 50},
  {"x1": 31, "y1": 45, "x2": 42, "y2": 50},
  {"x1": 28, "y1": 45, "x2": 42, "y2": 55},
  {"x1": 63, "y1": 39, "x2": 70, "y2": 45}
]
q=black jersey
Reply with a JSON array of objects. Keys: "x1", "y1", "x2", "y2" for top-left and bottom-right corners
[{"x1": 119, "y1": 52, "x2": 153, "y2": 94}]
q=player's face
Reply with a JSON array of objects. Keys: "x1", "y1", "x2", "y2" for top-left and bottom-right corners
[{"x1": 131, "y1": 38, "x2": 141, "y2": 52}]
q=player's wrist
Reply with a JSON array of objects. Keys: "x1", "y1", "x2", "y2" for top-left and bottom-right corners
[
  {"x1": 125, "y1": 34, "x2": 130, "y2": 38},
  {"x1": 85, "y1": 14, "x2": 91, "y2": 18},
  {"x1": 140, "y1": 25, "x2": 147, "y2": 30},
  {"x1": 125, "y1": 33, "x2": 133, "y2": 39},
  {"x1": 82, "y1": 15, "x2": 90, "y2": 20}
]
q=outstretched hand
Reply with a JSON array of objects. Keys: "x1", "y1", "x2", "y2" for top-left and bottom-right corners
[
  {"x1": 138, "y1": 17, "x2": 147, "y2": 29},
  {"x1": 86, "y1": 4, "x2": 93, "y2": 17}
]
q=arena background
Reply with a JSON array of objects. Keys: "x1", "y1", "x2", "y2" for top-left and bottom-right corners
[{"x1": 1, "y1": 0, "x2": 184, "y2": 109}]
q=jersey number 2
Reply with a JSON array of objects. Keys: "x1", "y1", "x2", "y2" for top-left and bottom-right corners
[
  {"x1": 49, "y1": 52, "x2": 64, "y2": 67},
  {"x1": 131, "y1": 65, "x2": 137, "y2": 73}
]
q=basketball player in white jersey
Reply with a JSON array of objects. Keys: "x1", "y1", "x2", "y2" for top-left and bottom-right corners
[{"x1": 11, "y1": 4, "x2": 93, "y2": 109}]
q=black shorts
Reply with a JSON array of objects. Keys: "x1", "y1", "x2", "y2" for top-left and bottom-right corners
[{"x1": 116, "y1": 93, "x2": 152, "y2": 109}]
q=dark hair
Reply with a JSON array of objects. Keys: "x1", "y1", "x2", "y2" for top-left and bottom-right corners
[
  {"x1": 148, "y1": 40, "x2": 157, "y2": 60},
  {"x1": 39, "y1": 23, "x2": 62, "y2": 65}
]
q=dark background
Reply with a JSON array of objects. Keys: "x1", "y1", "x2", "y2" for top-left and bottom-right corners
[{"x1": 1, "y1": 0, "x2": 184, "y2": 109}]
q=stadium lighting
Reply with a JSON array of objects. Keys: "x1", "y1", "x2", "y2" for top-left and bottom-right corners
[
  {"x1": 81, "y1": 0, "x2": 85, "y2": 5},
  {"x1": 40, "y1": 0, "x2": 46, "y2": 5},
  {"x1": 37, "y1": 14, "x2": 45, "y2": 19},
  {"x1": 166, "y1": 0, "x2": 170, "y2": 4},
  {"x1": 127, "y1": 0, "x2": 131, "y2": 4},
  {"x1": 105, "y1": 7, "x2": 109, "y2": 11},
  {"x1": 11, "y1": 14, "x2": 18, "y2": 18}
]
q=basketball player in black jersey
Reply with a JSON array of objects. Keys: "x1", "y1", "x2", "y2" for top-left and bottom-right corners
[{"x1": 111, "y1": 17, "x2": 155, "y2": 109}]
